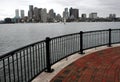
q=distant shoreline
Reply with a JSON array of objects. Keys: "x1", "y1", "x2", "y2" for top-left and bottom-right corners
[{"x1": 1, "y1": 21, "x2": 120, "y2": 24}]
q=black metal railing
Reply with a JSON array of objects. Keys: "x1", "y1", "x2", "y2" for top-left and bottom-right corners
[
  {"x1": 0, "y1": 28, "x2": 120, "y2": 82},
  {"x1": 0, "y1": 40, "x2": 47, "y2": 82}
]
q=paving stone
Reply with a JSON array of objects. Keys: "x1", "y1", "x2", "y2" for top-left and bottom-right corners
[{"x1": 50, "y1": 46, "x2": 120, "y2": 82}]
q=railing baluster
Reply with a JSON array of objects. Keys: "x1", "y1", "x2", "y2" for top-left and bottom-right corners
[
  {"x1": 16, "y1": 53, "x2": 20, "y2": 82},
  {"x1": 23, "y1": 50, "x2": 27, "y2": 82},
  {"x1": 53, "y1": 39, "x2": 56, "y2": 62},
  {"x1": 38, "y1": 44, "x2": 40, "y2": 71},
  {"x1": 43, "y1": 43, "x2": 46, "y2": 69},
  {"x1": 19, "y1": 51, "x2": 23, "y2": 82},
  {"x1": 66, "y1": 36, "x2": 68, "y2": 55},
  {"x1": 70, "y1": 36, "x2": 72, "y2": 54},
  {"x1": 56, "y1": 38, "x2": 59, "y2": 60},
  {"x1": 59, "y1": 38, "x2": 61, "y2": 58},
  {"x1": 35, "y1": 45, "x2": 38, "y2": 74},
  {"x1": 75, "y1": 35, "x2": 77, "y2": 50},
  {"x1": 30, "y1": 47, "x2": 33, "y2": 78},
  {"x1": 71, "y1": 35, "x2": 72, "y2": 53},
  {"x1": 51, "y1": 40, "x2": 54, "y2": 63},
  {"x1": 32, "y1": 45, "x2": 36, "y2": 76},
  {"x1": 26, "y1": 48, "x2": 30, "y2": 81},
  {"x1": 3, "y1": 59, "x2": 6, "y2": 82},
  {"x1": 12, "y1": 55, "x2": 15, "y2": 82},
  {"x1": 60, "y1": 38, "x2": 63, "y2": 57},
  {"x1": 8, "y1": 57, "x2": 11, "y2": 82},
  {"x1": 74, "y1": 35, "x2": 76, "y2": 52},
  {"x1": 63, "y1": 37, "x2": 65, "y2": 56},
  {"x1": 62, "y1": 37, "x2": 64, "y2": 57},
  {"x1": 55, "y1": 39, "x2": 57, "y2": 62},
  {"x1": 55, "y1": 39, "x2": 57, "y2": 61},
  {"x1": 40, "y1": 43, "x2": 43, "y2": 70},
  {"x1": 53, "y1": 40, "x2": 55, "y2": 63}
]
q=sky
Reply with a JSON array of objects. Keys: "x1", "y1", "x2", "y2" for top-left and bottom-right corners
[{"x1": 0, "y1": 0, "x2": 120, "y2": 20}]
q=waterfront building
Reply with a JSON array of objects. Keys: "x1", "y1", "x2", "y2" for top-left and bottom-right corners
[
  {"x1": 28, "y1": 5, "x2": 34, "y2": 20},
  {"x1": 48, "y1": 9, "x2": 56, "y2": 22},
  {"x1": 109, "y1": 14, "x2": 116, "y2": 19},
  {"x1": 20, "y1": 10, "x2": 25, "y2": 18},
  {"x1": 89, "y1": 12, "x2": 97, "y2": 19},
  {"x1": 47, "y1": 9, "x2": 57, "y2": 22},
  {"x1": 69, "y1": 7, "x2": 79, "y2": 19},
  {"x1": 33, "y1": 7, "x2": 40, "y2": 22},
  {"x1": 63, "y1": 8, "x2": 69, "y2": 20},
  {"x1": 54, "y1": 13, "x2": 56, "y2": 19},
  {"x1": 81, "y1": 14, "x2": 87, "y2": 19},
  {"x1": 14, "y1": 9, "x2": 20, "y2": 23},
  {"x1": 15, "y1": 9, "x2": 20, "y2": 18},
  {"x1": 113, "y1": 14, "x2": 116, "y2": 18},
  {"x1": 55, "y1": 14, "x2": 62, "y2": 22},
  {"x1": 38, "y1": 8, "x2": 42, "y2": 22},
  {"x1": 41, "y1": 8, "x2": 47, "y2": 22},
  {"x1": 49, "y1": 9, "x2": 55, "y2": 18}
]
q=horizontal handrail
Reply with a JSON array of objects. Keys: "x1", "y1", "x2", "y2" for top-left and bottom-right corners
[
  {"x1": 0, "y1": 40, "x2": 45, "y2": 60},
  {"x1": 1, "y1": 28, "x2": 120, "y2": 59}
]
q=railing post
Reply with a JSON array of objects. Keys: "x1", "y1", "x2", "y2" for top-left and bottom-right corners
[
  {"x1": 80, "y1": 31, "x2": 84, "y2": 54},
  {"x1": 45, "y1": 37, "x2": 54, "y2": 73},
  {"x1": 108, "y1": 29, "x2": 112, "y2": 47}
]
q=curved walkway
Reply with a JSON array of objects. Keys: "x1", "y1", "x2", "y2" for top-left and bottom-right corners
[{"x1": 50, "y1": 46, "x2": 120, "y2": 82}]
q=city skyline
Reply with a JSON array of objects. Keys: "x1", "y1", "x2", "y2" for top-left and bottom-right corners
[{"x1": 0, "y1": 0, "x2": 120, "y2": 20}]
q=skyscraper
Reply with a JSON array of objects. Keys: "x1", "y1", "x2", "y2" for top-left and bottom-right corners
[
  {"x1": 109, "y1": 14, "x2": 116, "y2": 19},
  {"x1": 33, "y1": 7, "x2": 40, "y2": 22},
  {"x1": 20, "y1": 10, "x2": 24, "y2": 18},
  {"x1": 63, "y1": 8, "x2": 69, "y2": 20},
  {"x1": 41, "y1": 8, "x2": 47, "y2": 22},
  {"x1": 38, "y1": 8, "x2": 42, "y2": 21},
  {"x1": 15, "y1": 9, "x2": 20, "y2": 18},
  {"x1": 69, "y1": 7, "x2": 79, "y2": 19},
  {"x1": 49, "y1": 9, "x2": 55, "y2": 19},
  {"x1": 48, "y1": 9, "x2": 56, "y2": 22},
  {"x1": 28, "y1": 5, "x2": 34, "y2": 20},
  {"x1": 89, "y1": 13, "x2": 97, "y2": 19}
]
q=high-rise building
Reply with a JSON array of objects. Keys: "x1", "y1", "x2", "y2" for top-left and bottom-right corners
[
  {"x1": 38, "y1": 8, "x2": 42, "y2": 21},
  {"x1": 15, "y1": 9, "x2": 20, "y2": 18},
  {"x1": 109, "y1": 14, "x2": 116, "y2": 19},
  {"x1": 29, "y1": 5, "x2": 33, "y2": 11},
  {"x1": 89, "y1": 13, "x2": 97, "y2": 19},
  {"x1": 28, "y1": 5, "x2": 34, "y2": 20},
  {"x1": 33, "y1": 7, "x2": 40, "y2": 22},
  {"x1": 14, "y1": 9, "x2": 20, "y2": 23},
  {"x1": 41, "y1": 8, "x2": 47, "y2": 22},
  {"x1": 69, "y1": 7, "x2": 79, "y2": 19},
  {"x1": 49, "y1": 9, "x2": 55, "y2": 19},
  {"x1": 48, "y1": 9, "x2": 56, "y2": 22},
  {"x1": 63, "y1": 8, "x2": 69, "y2": 20},
  {"x1": 20, "y1": 10, "x2": 24, "y2": 18}
]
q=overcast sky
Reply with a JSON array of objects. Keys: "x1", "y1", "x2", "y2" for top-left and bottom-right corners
[{"x1": 0, "y1": 0, "x2": 120, "y2": 20}]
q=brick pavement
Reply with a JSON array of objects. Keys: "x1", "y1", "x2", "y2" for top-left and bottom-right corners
[{"x1": 50, "y1": 47, "x2": 120, "y2": 82}]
